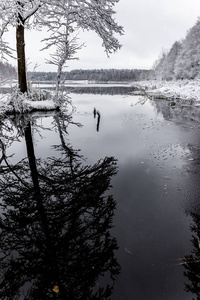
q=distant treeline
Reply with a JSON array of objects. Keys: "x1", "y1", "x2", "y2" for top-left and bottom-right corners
[
  {"x1": 0, "y1": 61, "x2": 17, "y2": 80},
  {"x1": 28, "y1": 69, "x2": 151, "y2": 82}
]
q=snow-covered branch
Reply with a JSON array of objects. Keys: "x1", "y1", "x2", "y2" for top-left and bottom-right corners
[{"x1": 23, "y1": 1, "x2": 41, "y2": 21}]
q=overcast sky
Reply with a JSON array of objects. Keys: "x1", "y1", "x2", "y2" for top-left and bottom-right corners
[{"x1": 6, "y1": 0, "x2": 200, "y2": 72}]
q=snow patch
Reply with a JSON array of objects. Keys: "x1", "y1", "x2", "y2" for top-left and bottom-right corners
[
  {"x1": 24, "y1": 99, "x2": 57, "y2": 110},
  {"x1": 134, "y1": 80, "x2": 200, "y2": 102}
]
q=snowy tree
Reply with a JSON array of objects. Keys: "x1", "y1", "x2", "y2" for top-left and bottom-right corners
[
  {"x1": 162, "y1": 41, "x2": 182, "y2": 81},
  {"x1": 0, "y1": 0, "x2": 123, "y2": 97},
  {"x1": 174, "y1": 18, "x2": 200, "y2": 80},
  {"x1": 152, "y1": 50, "x2": 167, "y2": 80}
]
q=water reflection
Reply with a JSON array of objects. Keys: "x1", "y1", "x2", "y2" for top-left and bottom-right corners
[
  {"x1": 150, "y1": 97, "x2": 200, "y2": 128},
  {"x1": 69, "y1": 85, "x2": 136, "y2": 95},
  {"x1": 0, "y1": 112, "x2": 120, "y2": 299},
  {"x1": 0, "y1": 85, "x2": 136, "y2": 95},
  {"x1": 182, "y1": 212, "x2": 200, "y2": 299},
  {"x1": 180, "y1": 143, "x2": 200, "y2": 300},
  {"x1": 149, "y1": 97, "x2": 200, "y2": 299}
]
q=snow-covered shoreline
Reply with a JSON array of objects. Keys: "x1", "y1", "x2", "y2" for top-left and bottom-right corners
[
  {"x1": 1, "y1": 80, "x2": 200, "y2": 114},
  {"x1": 133, "y1": 80, "x2": 200, "y2": 103},
  {"x1": 0, "y1": 92, "x2": 58, "y2": 114}
]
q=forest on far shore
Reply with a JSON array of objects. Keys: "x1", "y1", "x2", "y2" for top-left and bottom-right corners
[
  {"x1": 0, "y1": 64, "x2": 153, "y2": 83},
  {"x1": 0, "y1": 64, "x2": 152, "y2": 82},
  {"x1": 0, "y1": 61, "x2": 17, "y2": 81},
  {"x1": 27, "y1": 69, "x2": 151, "y2": 82}
]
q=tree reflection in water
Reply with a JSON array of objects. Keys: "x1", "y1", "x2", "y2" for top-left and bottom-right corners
[
  {"x1": 182, "y1": 212, "x2": 200, "y2": 299},
  {"x1": 0, "y1": 112, "x2": 120, "y2": 299},
  {"x1": 178, "y1": 144, "x2": 200, "y2": 299}
]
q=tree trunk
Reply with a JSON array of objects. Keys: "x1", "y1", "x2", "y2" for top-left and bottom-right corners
[
  {"x1": 24, "y1": 122, "x2": 50, "y2": 240},
  {"x1": 16, "y1": 22, "x2": 27, "y2": 93}
]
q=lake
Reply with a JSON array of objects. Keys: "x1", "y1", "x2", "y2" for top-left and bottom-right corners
[{"x1": 0, "y1": 84, "x2": 200, "y2": 299}]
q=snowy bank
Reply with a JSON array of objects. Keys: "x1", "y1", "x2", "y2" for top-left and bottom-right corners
[
  {"x1": 0, "y1": 94, "x2": 57, "y2": 114},
  {"x1": 133, "y1": 80, "x2": 200, "y2": 103},
  {"x1": 0, "y1": 87, "x2": 60, "y2": 114}
]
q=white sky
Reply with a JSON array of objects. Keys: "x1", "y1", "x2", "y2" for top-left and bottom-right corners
[{"x1": 4, "y1": 0, "x2": 200, "y2": 72}]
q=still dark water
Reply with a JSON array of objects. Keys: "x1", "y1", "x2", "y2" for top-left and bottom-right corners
[{"x1": 0, "y1": 85, "x2": 200, "y2": 299}]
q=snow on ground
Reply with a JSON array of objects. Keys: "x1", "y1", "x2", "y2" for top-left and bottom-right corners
[{"x1": 133, "y1": 80, "x2": 200, "y2": 103}]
